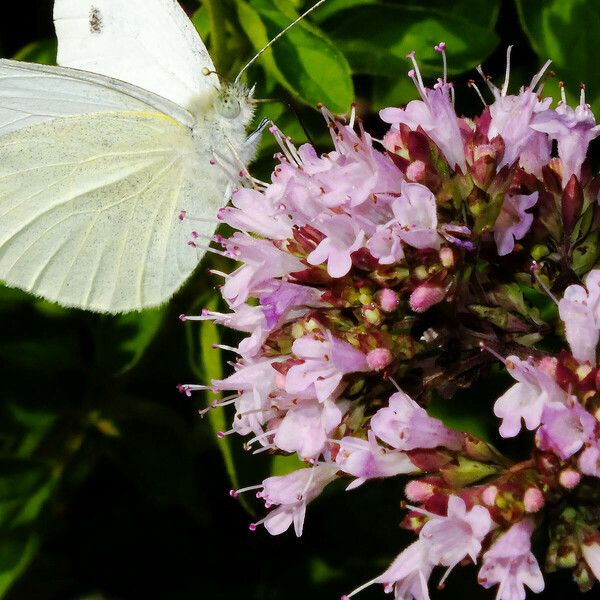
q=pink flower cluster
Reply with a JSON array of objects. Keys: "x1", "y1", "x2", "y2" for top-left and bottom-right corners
[{"x1": 180, "y1": 44, "x2": 600, "y2": 599}]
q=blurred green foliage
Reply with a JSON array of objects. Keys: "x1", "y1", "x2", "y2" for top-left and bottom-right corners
[{"x1": 0, "y1": 0, "x2": 595, "y2": 598}]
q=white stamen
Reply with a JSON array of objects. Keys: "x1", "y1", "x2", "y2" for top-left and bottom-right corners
[
  {"x1": 342, "y1": 576, "x2": 381, "y2": 598},
  {"x1": 234, "y1": 484, "x2": 263, "y2": 496},
  {"x1": 476, "y1": 65, "x2": 496, "y2": 94},
  {"x1": 501, "y1": 45, "x2": 513, "y2": 97},
  {"x1": 349, "y1": 104, "x2": 356, "y2": 129},
  {"x1": 270, "y1": 125, "x2": 299, "y2": 166},
  {"x1": 560, "y1": 81, "x2": 567, "y2": 105},
  {"x1": 213, "y1": 343, "x2": 240, "y2": 353},
  {"x1": 479, "y1": 342, "x2": 507, "y2": 365},
  {"x1": 468, "y1": 80, "x2": 487, "y2": 106},
  {"x1": 434, "y1": 42, "x2": 448, "y2": 84},
  {"x1": 389, "y1": 377, "x2": 402, "y2": 392},
  {"x1": 406, "y1": 51, "x2": 426, "y2": 100},
  {"x1": 530, "y1": 59, "x2": 552, "y2": 92},
  {"x1": 246, "y1": 428, "x2": 278, "y2": 447},
  {"x1": 530, "y1": 261, "x2": 559, "y2": 305}
]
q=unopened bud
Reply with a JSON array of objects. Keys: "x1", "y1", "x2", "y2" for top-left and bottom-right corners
[
  {"x1": 523, "y1": 487, "x2": 545, "y2": 512},
  {"x1": 406, "y1": 160, "x2": 427, "y2": 182},
  {"x1": 559, "y1": 468, "x2": 581, "y2": 489},
  {"x1": 482, "y1": 485, "x2": 498, "y2": 506},
  {"x1": 439, "y1": 247, "x2": 455, "y2": 268},
  {"x1": 362, "y1": 304, "x2": 383, "y2": 325},
  {"x1": 366, "y1": 348, "x2": 393, "y2": 371},
  {"x1": 409, "y1": 283, "x2": 446, "y2": 313},
  {"x1": 377, "y1": 288, "x2": 399, "y2": 312},
  {"x1": 405, "y1": 480, "x2": 434, "y2": 502}
]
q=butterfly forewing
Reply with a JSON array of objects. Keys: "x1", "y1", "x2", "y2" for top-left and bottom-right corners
[{"x1": 53, "y1": 0, "x2": 219, "y2": 110}]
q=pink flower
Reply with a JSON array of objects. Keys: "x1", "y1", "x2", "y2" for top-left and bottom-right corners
[
  {"x1": 494, "y1": 192, "x2": 538, "y2": 256},
  {"x1": 535, "y1": 400, "x2": 596, "y2": 460},
  {"x1": 377, "y1": 540, "x2": 434, "y2": 600},
  {"x1": 256, "y1": 463, "x2": 338, "y2": 536},
  {"x1": 219, "y1": 187, "x2": 293, "y2": 239},
  {"x1": 478, "y1": 519, "x2": 544, "y2": 600},
  {"x1": 493, "y1": 356, "x2": 567, "y2": 438},
  {"x1": 531, "y1": 87, "x2": 600, "y2": 186},
  {"x1": 420, "y1": 496, "x2": 493, "y2": 576},
  {"x1": 366, "y1": 182, "x2": 440, "y2": 265},
  {"x1": 480, "y1": 48, "x2": 554, "y2": 175},
  {"x1": 558, "y1": 270, "x2": 600, "y2": 364},
  {"x1": 194, "y1": 304, "x2": 268, "y2": 359},
  {"x1": 335, "y1": 431, "x2": 417, "y2": 490},
  {"x1": 274, "y1": 399, "x2": 345, "y2": 459},
  {"x1": 342, "y1": 540, "x2": 434, "y2": 600},
  {"x1": 259, "y1": 280, "x2": 324, "y2": 328},
  {"x1": 380, "y1": 52, "x2": 466, "y2": 172},
  {"x1": 371, "y1": 390, "x2": 463, "y2": 451},
  {"x1": 221, "y1": 235, "x2": 303, "y2": 307},
  {"x1": 211, "y1": 358, "x2": 281, "y2": 438},
  {"x1": 285, "y1": 333, "x2": 368, "y2": 402},
  {"x1": 307, "y1": 214, "x2": 366, "y2": 277}
]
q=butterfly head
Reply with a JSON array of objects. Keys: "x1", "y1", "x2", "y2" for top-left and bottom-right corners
[{"x1": 213, "y1": 81, "x2": 255, "y2": 128}]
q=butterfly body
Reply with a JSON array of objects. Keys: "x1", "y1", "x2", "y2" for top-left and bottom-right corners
[{"x1": 0, "y1": 0, "x2": 255, "y2": 313}]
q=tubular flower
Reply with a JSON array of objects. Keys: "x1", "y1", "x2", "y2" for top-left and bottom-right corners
[{"x1": 180, "y1": 43, "x2": 600, "y2": 600}]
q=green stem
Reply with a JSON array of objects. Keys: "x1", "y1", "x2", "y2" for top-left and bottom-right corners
[{"x1": 204, "y1": 0, "x2": 230, "y2": 74}]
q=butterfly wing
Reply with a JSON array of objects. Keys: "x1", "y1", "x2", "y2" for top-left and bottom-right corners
[
  {"x1": 53, "y1": 0, "x2": 219, "y2": 110},
  {"x1": 0, "y1": 61, "x2": 223, "y2": 313},
  {"x1": 0, "y1": 59, "x2": 195, "y2": 134}
]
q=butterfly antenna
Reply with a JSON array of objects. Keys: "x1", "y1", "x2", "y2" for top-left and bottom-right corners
[
  {"x1": 235, "y1": 0, "x2": 328, "y2": 84},
  {"x1": 250, "y1": 98, "x2": 316, "y2": 146}
]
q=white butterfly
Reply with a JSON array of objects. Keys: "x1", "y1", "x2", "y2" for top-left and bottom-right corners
[{"x1": 0, "y1": 0, "x2": 257, "y2": 313}]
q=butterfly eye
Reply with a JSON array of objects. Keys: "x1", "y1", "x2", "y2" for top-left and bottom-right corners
[{"x1": 215, "y1": 95, "x2": 242, "y2": 119}]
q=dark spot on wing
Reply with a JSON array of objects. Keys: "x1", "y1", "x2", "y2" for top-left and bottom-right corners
[{"x1": 89, "y1": 7, "x2": 102, "y2": 34}]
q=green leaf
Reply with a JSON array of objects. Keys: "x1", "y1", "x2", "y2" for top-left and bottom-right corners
[
  {"x1": 12, "y1": 40, "x2": 57, "y2": 65},
  {"x1": 92, "y1": 307, "x2": 167, "y2": 376},
  {"x1": 311, "y1": 0, "x2": 500, "y2": 29},
  {"x1": 191, "y1": 6, "x2": 211, "y2": 40},
  {"x1": 237, "y1": 0, "x2": 354, "y2": 112},
  {"x1": 114, "y1": 308, "x2": 167, "y2": 374},
  {"x1": 270, "y1": 453, "x2": 305, "y2": 476},
  {"x1": 516, "y1": 0, "x2": 600, "y2": 114},
  {"x1": 0, "y1": 530, "x2": 40, "y2": 598},
  {"x1": 324, "y1": 3, "x2": 499, "y2": 78}
]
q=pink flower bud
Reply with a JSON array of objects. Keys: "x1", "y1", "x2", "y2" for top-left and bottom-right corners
[
  {"x1": 377, "y1": 288, "x2": 399, "y2": 312},
  {"x1": 405, "y1": 479, "x2": 434, "y2": 502},
  {"x1": 559, "y1": 468, "x2": 581, "y2": 489},
  {"x1": 406, "y1": 160, "x2": 427, "y2": 182},
  {"x1": 409, "y1": 283, "x2": 446, "y2": 313},
  {"x1": 439, "y1": 247, "x2": 455, "y2": 268},
  {"x1": 383, "y1": 129, "x2": 403, "y2": 153},
  {"x1": 482, "y1": 485, "x2": 498, "y2": 506},
  {"x1": 523, "y1": 487, "x2": 545, "y2": 512},
  {"x1": 366, "y1": 348, "x2": 393, "y2": 371}
]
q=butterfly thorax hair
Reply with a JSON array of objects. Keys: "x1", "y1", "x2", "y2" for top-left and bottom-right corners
[{"x1": 188, "y1": 81, "x2": 257, "y2": 179}]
